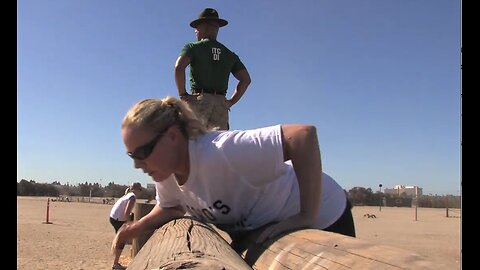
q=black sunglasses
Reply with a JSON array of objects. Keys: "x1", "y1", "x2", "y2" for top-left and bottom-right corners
[{"x1": 127, "y1": 128, "x2": 169, "y2": 160}]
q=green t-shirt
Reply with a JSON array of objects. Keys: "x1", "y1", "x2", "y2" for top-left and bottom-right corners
[{"x1": 180, "y1": 39, "x2": 246, "y2": 93}]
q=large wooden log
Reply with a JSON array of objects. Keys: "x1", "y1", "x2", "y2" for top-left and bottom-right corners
[
  {"x1": 129, "y1": 202, "x2": 440, "y2": 269},
  {"x1": 127, "y1": 217, "x2": 252, "y2": 270},
  {"x1": 224, "y1": 227, "x2": 439, "y2": 270}
]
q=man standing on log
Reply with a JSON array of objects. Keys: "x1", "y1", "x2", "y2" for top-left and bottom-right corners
[{"x1": 175, "y1": 8, "x2": 251, "y2": 130}]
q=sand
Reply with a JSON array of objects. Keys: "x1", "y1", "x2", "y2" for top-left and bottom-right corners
[{"x1": 17, "y1": 196, "x2": 461, "y2": 269}]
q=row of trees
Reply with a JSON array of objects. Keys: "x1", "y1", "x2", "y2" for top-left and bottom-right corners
[
  {"x1": 17, "y1": 179, "x2": 460, "y2": 208},
  {"x1": 347, "y1": 187, "x2": 461, "y2": 208},
  {"x1": 17, "y1": 179, "x2": 153, "y2": 199}
]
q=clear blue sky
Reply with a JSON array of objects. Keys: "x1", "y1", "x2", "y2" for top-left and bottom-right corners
[{"x1": 17, "y1": 0, "x2": 461, "y2": 196}]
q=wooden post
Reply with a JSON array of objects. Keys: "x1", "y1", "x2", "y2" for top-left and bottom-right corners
[
  {"x1": 131, "y1": 202, "x2": 155, "y2": 256},
  {"x1": 127, "y1": 217, "x2": 252, "y2": 270}
]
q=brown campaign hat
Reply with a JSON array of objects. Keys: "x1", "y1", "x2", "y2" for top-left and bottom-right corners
[{"x1": 190, "y1": 8, "x2": 228, "y2": 28}]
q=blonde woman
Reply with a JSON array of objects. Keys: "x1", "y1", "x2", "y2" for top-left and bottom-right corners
[{"x1": 112, "y1": 97, "x2": 355, "y2": 255}]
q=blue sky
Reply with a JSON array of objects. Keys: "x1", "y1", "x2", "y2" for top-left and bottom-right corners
[{"x1": 17, "y1": 0, "x2": 461, "y2": 196}]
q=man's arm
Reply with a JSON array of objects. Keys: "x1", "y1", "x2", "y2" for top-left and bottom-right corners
[
  {"x1": 123, "y1": 196, "x2": 136, "y2": 221},
  {"x1": 174, "y1": 55, "x2": 191, "y2": 98},
  {"x1": 227, "y1": 68, "x2": 251, "y2": 107}
]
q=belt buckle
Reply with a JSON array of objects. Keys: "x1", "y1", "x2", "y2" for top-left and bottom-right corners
[{"x1": 193, "y1": 89, "x2": 223, "y2": 96}]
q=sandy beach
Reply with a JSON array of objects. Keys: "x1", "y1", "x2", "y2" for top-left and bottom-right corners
[{"x1": 17, "y1": 196, "x2": 461, "y2": 269}]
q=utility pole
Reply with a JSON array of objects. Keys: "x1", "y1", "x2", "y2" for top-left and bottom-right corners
[
  {"x1": 379, "y1": 184, "x2": 383, "y2": 212},
  {"x1": 414, "y1": 185, "x2": 418, "y2": 221}
]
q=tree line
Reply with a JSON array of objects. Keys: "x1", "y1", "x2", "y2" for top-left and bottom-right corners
[
  {"x1": 17, "y1": 179, "x2": 460, "y2": 208},
  {"x1": 17, "y1": 179, "x2": 154, "y2": 200},
  {"x1": 347, "y1": 187, "x2": 461, "y2": 208}
]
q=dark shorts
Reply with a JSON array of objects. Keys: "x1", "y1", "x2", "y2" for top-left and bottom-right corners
[
  {"x1": 109, "y1": 217, "x2": 126, "y2": 233},
  {"x1": 323, "y1": 199, "x2": 356, "y2": 237},
  {"x1": 109, "y1": 217, "x2": 127, "y2": 249}
]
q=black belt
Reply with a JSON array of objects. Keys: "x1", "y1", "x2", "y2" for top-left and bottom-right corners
[{"x1": 191, "y1": 89, "x2": 226, "y2": 96}]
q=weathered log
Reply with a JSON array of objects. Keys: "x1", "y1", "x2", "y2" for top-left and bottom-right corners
[
  {"x1": 130, "y1": 202, "x2": 439, "y2": 269},
  {"x1": 127, "y1": 217, "x2": 252, "y2": 270},
  {"x1": 224, "y1": 226, "x2": 439, "y2": 270}
]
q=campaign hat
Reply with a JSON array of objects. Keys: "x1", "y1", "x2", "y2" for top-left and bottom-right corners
[{"x1": 190, "y1": 8, "x2": 228, "y2": 28}]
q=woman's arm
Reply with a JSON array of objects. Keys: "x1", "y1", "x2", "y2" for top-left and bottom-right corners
[
  {"x1": 281, "y1": 124, "x2": 322, "y2": 223},
  {"x1": 112, "y1": 204, "x2": 185, "y2": 251},
  {"x1": 256, "y1": 124, "x2": 322, "y2": 243},
  {"x1": 133, "y1": 204, "x2": 185, "y2": 235}
]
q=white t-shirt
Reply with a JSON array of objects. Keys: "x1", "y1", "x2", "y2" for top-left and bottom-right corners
[
  {"x1": 155, "y1": 125, "x2": 346, "y2": 231},
  {"x1": 110, "y1": 192, "x2": 135, "y2": 221}
]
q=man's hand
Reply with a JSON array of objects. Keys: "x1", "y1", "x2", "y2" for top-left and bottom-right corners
[
  {"x1": 180, "y1": 93, "x2": 191, "y2": 101},
  {"x1": 225, "y1": 99, "x2": 233, "y2": 109}
]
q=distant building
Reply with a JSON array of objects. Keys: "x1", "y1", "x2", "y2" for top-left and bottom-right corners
[{"x1": 384, "y1": 185, "x2": 422, "y2": 197}]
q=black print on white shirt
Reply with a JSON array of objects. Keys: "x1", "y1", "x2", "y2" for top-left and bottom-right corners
[
  {"x1": 185, "y1": 200, "x2": 231, "y2": 222},
  {"x1": 213, "y1": 200, "x2": 230, "y2": 214}
]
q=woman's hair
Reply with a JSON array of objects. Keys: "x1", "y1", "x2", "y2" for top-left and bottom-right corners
[{"x1": 122, "y1": 96, "x2": 207, "y2": 139}]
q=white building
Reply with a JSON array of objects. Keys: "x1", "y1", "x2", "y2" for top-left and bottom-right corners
[{"x1": 384, "y1": 185, "x2": 422, "y2": 197}]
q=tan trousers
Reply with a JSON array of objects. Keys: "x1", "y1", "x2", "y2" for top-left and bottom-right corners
[{"x1": 186, "y1": 93, "x2": 230, "y2": 130}]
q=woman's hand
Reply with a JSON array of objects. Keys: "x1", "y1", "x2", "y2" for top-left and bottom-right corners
[{"x1": 256, "y1": 213, "x2": 314, "y2": 244}]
